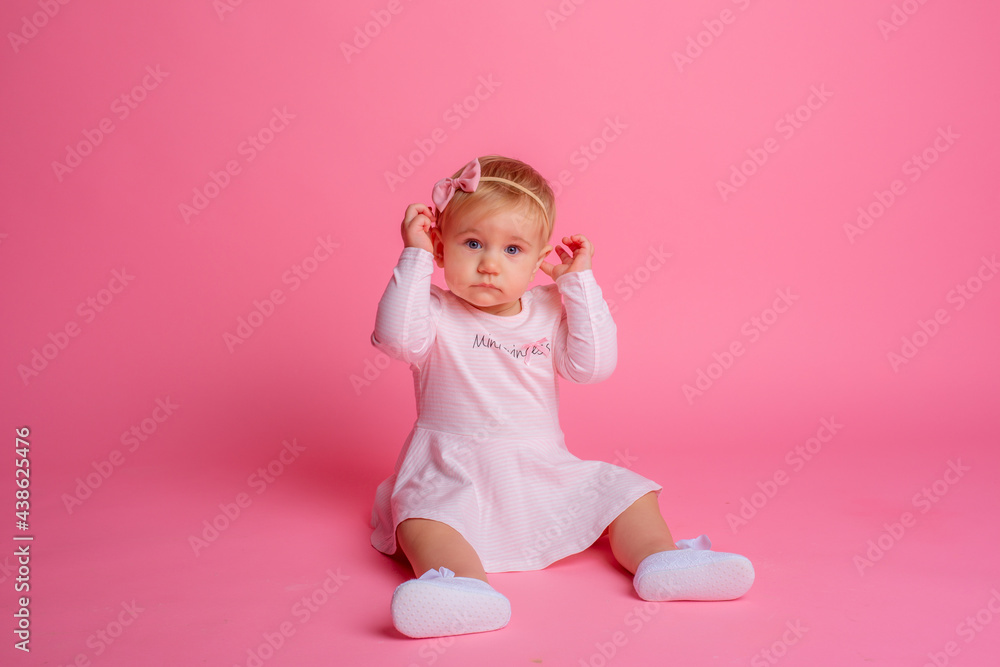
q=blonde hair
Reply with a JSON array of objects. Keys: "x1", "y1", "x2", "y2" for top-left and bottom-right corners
[{"x1": 436, "y1": 155, "x2": 556, "y2": 242}]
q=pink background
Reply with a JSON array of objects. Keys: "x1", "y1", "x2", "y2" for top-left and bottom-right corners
[{"x1": 2, "y1": 1, "x2": 998, "y2": 665}]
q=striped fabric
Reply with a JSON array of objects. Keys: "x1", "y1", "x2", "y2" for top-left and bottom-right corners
[{"x1": 369, "y1": 247, "x2": 661, "y2": 573}]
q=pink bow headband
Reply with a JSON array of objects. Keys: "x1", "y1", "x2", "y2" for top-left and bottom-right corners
[{"x1": 431, "y1": 158, "x2": 549, "y2": 225}]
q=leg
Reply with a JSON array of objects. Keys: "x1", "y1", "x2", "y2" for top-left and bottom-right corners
[
  {"x1": 608, "y1": 492, "x2": 677, "y2": 574},
  {"x1": 396, "y1": 518, "x2": 489, "y2": 582},
  {"x1": 611, "y1": 494, "x2": 755, "y2": 601},
  {"x1": 391, "y1": 518, "x2": 509, "y2": 638}
]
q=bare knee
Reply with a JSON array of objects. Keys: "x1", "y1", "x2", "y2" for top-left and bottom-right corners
[{"x1": 396, "y1": 518, "x2": 435, "y2": 551}]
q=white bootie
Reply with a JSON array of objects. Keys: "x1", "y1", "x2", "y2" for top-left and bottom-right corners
[
  {"x1": 391, "y1": 567, "x2": 511, "y2": 638},
  {"x1": 633, "y1": 535, "x2": 754, "y2": 601}
]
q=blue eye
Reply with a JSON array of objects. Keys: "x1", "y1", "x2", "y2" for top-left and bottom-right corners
[
  {"x1": 465, "y1": 240, "x2": 482, "y2": 250},
  {"x1": 504, "y1": 246, "x2": 521, "y2": 255}
]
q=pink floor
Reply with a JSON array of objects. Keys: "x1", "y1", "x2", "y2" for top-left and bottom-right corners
[
  {"x1": 12, "y1": 402, "x2": 1000, "y2": 666},
  {"x1": 3, "y1": 1, "x2": 1000, "y2": 666}
]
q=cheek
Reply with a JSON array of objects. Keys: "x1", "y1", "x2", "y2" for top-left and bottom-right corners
[
  {"x1": 445, "y1": 249, "x2": 472, "y2": 270},
  {"x1": 515, "y1": 260, "x2": 536, "y2": 281}
]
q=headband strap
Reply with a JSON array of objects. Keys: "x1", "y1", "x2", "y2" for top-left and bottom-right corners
[
  {"x1": 478, "y1": 176, "x2": 549, "y2": 224},
  {"x1": 431, "y1": 158, "x2": 549, "y2": 225}
]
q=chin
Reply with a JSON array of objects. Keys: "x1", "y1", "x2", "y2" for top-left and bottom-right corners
[{"x1": 466, "y1": 294, "x2": 502, "y2": 308}]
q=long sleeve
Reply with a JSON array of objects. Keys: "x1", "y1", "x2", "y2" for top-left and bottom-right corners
[
  {"x1": 371, "y1": 247, "x2": 437, "y2": 366},
  {"x1": 552, "y1": 269, "x2": 617, "y2": 384}
]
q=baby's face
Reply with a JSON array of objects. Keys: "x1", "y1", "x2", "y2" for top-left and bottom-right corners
[{"x1": 431, "y1": 208, "x2": 552, "y2": 316}]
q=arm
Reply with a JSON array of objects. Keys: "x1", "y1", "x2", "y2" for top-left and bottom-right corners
[
  {"x1": 553, "y1": 269, "x2": 617, "y2": 384},
  {"x1": 370, "y1": 204, "x2": 439, "y2": 365},
  {"x1": 541, "y1": 234, "x2": 617, "y2": 384}
]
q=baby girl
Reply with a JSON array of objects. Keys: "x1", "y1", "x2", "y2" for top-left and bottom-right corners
[{"x1": 370, "y1": 155, "x2": 754, "y2": 638}]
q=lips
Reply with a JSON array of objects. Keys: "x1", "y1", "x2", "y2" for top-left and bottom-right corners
[{"x1": 472, "y1": 283, "x2": 501, "y2": 290}]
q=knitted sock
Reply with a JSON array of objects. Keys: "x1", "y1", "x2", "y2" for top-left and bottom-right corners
[
  {"x1": 633, "y1": 535, "x2": 754, "y2": 601},
  {"x1": 391, "y1": 567, "x2": 511, "y2": 638}
]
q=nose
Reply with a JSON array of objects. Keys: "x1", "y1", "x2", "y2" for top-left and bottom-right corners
[{"x1": 478, "y1": 251, "x2": 500, "y2": 275}]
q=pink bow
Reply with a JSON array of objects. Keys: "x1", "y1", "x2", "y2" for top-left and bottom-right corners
[
  {"x1": 675, "y1": 535, "x2": 712, "y2": 550},
  {"x1": 520, "y1": 337, "x2": 550, "y2": 365},
  {"x1": 432, "y1": 159, "x2": 481, "y2": 214}
]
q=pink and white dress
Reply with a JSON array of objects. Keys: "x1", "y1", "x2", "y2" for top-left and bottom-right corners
[{"x1": 369, "y1": 247, "x2": 662, "y2": 572}]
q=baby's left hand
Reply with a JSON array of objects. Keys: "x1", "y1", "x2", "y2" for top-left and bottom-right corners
[{"x1": 539, "y1": 234, "x2": 594, "y2": 281}]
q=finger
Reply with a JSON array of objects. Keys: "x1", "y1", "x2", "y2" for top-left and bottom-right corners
[
  {"x1": 414, "y1": 203, "x2": 436, "y2": 220},
  {"x1": 538, "y1": 261, "x2": 555, "y2": 277},
  {"x1": 571, "y1": 235, "x2": 592, "y2": 256},
  {"x1": 402, "y1": 205, "x2": 418, "y2": 226}
]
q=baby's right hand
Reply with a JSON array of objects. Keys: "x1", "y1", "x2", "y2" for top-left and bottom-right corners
[{"x1": 401, "y1": 203, "x2": 436, "y2": 253}]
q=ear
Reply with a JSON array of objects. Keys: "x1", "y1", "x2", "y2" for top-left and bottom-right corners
[
  {"x1": 531, "y1": 244, "x2": 553, "y2": 279},
  {"x1": 429, "y1": 225, "x2": 446, "y2": 268}
]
